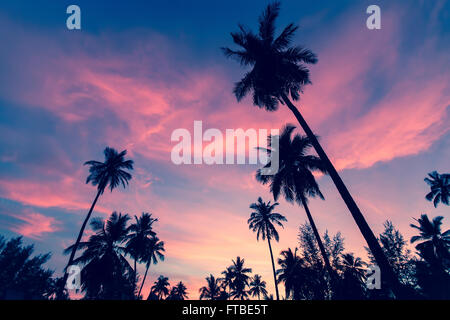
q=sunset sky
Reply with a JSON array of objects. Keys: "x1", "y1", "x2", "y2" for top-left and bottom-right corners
[{"x1": 0, "y1": 0, "x2": 449, "y2": 299}]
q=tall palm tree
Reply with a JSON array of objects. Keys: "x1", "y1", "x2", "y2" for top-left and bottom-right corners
[
  {"x1": 256, "y1": 125, "x2": 334, "y2": 282},
  {"x1": 410, "y1": 214, "x2": 450, "y2": 263},
  {"x1": 425, "y1": 171, "x2": 450, "y2": 207},
  {"x1": 151, "y1": 275, "x2": 170, "y2": 300},
  {"x1": 248, "y1": 197, "x2": 286, "y2": 300},
  {"x1": 126, "y1": 213, "x2": 158, "y2": 284},
  {"x1": 229, "y1": 256, "x2": 252, "y2": 300},
  {"x1": 222, "y1": 1, "x2": 398, "y2": 293},
  {"x1": 199, "y1": 274, "x2": 221, "y2": 300},
  {"x1": 137, "y1": 236, "x2": 165, "y2": 298},
  {"x1": 248, "y1": 274, "x2": 268, "y2": 300},
  {"x1": 64, "y1": 212, "x2": 134, "y2": 299},
  {"x1": 62, "y1": 147, "x2": 133, "y2": 289}
]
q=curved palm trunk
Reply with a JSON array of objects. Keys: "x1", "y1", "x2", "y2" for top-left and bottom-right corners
[
  {"x1": 266, "y1": 232, "x2": 280, "y2": 300},
  {"x1": 300, "y1": 197, "x2": 334, "y2": 280},
  {"x1": 281, "y1": 93, "x2": 400, "y2": 296},
  {"x1": 61, "y1": 189, "x2": 102, "y2": 292},
  {"x1": 138, "y1": 264, "x2": 150, "y2": 298}
]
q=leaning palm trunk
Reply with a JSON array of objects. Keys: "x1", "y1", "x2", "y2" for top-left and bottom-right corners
[
  {"x1": 138, "y1": 264, "x2": 150, "y2": 298},
  {"x1": 300, "y1": 197, "x2": 334, "y2": 281},
  {"x1": 266, "y1": 229, "x2": 280, "y2": 300},
  {"x1": 281, "y1": 93, "x2": 399, "y2": 296},
  {"x1": 61, "y1": 189, "x2": 102, "y2": 292}
]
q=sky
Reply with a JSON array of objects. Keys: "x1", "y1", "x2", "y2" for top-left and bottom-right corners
[{"x1": 0, "y1": 0, "x2": 449, "y2": 299}]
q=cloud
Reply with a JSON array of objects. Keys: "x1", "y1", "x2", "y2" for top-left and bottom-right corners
[{"x1": 10, "y1": 210, "x2": 61, "y2": 240}]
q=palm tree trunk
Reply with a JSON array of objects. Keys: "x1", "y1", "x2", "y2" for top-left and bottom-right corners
[
  {"x1": 281, "y1": 93, "x2": 400, "y2": 296},
  {"x1": 61, "y1": 189, "x2": 102, "y2": 292},
  {"x1": 300, "y1": 196, "x2": 334, "y2": 279},
  {"x1": 138, "y1": 264, "x2": 150, "y2": 298},
  {"x1": 266, "y1": 232, "x2": 280, "y2": 300}
]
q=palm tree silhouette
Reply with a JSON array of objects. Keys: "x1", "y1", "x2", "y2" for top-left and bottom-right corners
[
  {"x1": 277, "y1": 248, "x2": 308, "y2": 300},
  {"x1": 222, "y1": 1, "x2": 398, "y2": 293},
  {"x1": 410, "y1": 214, "x2": 450, "y2": 263},
  {"x1": 248, "y1": 274, "x2": 268, "y2": 300},
  {"x1": 220, "y1": 266, "x2": 234, "y2": 299},
  {"x1": 257, "y1": 125, "x2": 334, "y2": 283},
  {"x1": 151, "y1": 275, "x2": 170, "y2": 300},
  {"x1": 171, "y1": 281, "x2": 188, "y2": 300},
  {"x1": 62, "y1": 147, "x2": 133, "y2": 290},
  {"x1": 126, "y1": 213, "x2": 158, "y2": 287},
  {"x1": 341, "y1": 253, "x2": 367, "y2": 282},
  {"x1": 424, "y1": 171, "x2": 449, "y2": 207},
  {"x1": 229, "y1": 256, "x2": 252, "y2": 300},
  {"x1": 199, "y1": 274, "x2": 221, "y2": 300},
  {"x1": 138, "y1": 236, "x2": 165, "y2": 298},
  {"x1": 248, "y1": 197, "x2": 286, "y2": 300},
  {"x1": 64, "y1": 212, "x2": 134, "y2": 299},
  {"x1": 340, "y1": 253, "x2": 367, "y2": 299}
]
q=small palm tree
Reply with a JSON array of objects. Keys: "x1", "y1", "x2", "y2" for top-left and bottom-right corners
[
  {"x1": 249, "y1": 274, "x2": 268, "y2": 300},
  {"x1": 151, "y1": 275, "x2": 170, "y2": 300},
  {"x1": 220, "y1": 266, "x2": 234, "y2": 299},
  {"x1": 425, "y1": 171, "x2": 450, "y2": 207},
  {"x1": 63, "y1": 147, "x2": 133, "y2": 288},
  {"x1": 341, "y1": 253, "x2": 367, "y2": 283},
  {"x1": 229, "y1": 256, "x2": 252, "y2": 300},
  {"x1": 248, "y1": 197, "x2": 287, "y2": 300},
  {"x1": 223, "y1": 1, "x2": 397, "y2": 293},
  {"x1": 410, "y1": 214, "x2": 450, "y2": 263},
  {"x1": 126, "y1": 213, "x2": 158, "y2": 285},
  {"x1": 277, "y1": 248, "x2": 307, "y2": 300},
  {"x1": 64, "y1": 212, "x2": 134, "y2": 299},
  {"x1": 173, "y1": 281, "x2": 188, "y2": 300},
  {"x1": 138, "y1": 236, "x2": 165, "y2": 298},
  {"x1": 199, "y1": 274, "x2": 221, "y2": 300},
  {"x1": 257, "y1": 125, "x2": 334, "y2": 280}
]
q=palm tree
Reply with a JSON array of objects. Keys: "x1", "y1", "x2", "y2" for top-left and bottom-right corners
[
  {"x1": 220, "y1": 266, "x2": 234, "y2": 299},
  {"x1": 248, "y1": 197, "x2": 286, "y2": 300},
  {"x1": 62, "y1": 147, "x2": 133, "y2": 289},
  {"x1": 151, "y1": 275, "x2": 170, "y2": 300},
  {"x1": 340, "y1": 253, "x2": 367, "y2": 299},
  {"x1": 222, "y1": 1, "x2": 398, "y2": 294},
  {"x1": 341, "y1": 253, "x2": 367, "y2": 282},
  {"x1": 173, "y1": 281, "x2": 188, "y2": 300},
  {"x1": 64, "y1": 212, "x2": 135, "y2": 299},
  {"x1": 126, "y1": 213, "x2": 158, "y2": 285},
  {"x1": 425, "y1": 171, "x2": 450, "y2": 207},
  {"x1": 257, "y1": 125, "x2": 334, "y2": 283},
  {"x1": 248, "y1": 274, "x2": 268, "y2": 300},
  {"x1": 410, "y1": 214, "x2": 450, "y2": 264},
  {"x1": 277, "y1": 248, "x2": 307, "y2": 300},
  {"x1": 229, "y1": 256, "x2": 252, "y2": 300},
  {"x1": 199, "y1": 274, "x2": 221, "y2": 300},
  {"x1": 137, "y1": 236, "x2": 165, "y2": 298}
]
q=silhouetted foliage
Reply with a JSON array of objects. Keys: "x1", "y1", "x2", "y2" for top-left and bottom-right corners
[{"x1": 424, "y1": 171, "x2": 449, "y2": 207}]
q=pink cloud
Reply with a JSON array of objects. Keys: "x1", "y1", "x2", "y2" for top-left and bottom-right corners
[{"x1": 10, "y1": 210, "x2": 61, "y2": 240}]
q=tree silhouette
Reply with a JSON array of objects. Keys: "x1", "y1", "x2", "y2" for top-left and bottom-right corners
[
  {"x1": 257, "y1": 125, "x2": 334, "y2": 282},
  {"x1": 229, "y1": 256, "x2": 252, "y2": 300},
  {"x1": 424, "y1": 171, "x2": 449, "y2": 207},
  {"x1": 168, "y1": 281, "x2": 188, "y2": 300},
  {"x1": 62, "y1": 147, "x2": 133, "y2": 291},
  {"x1": 339, "y1": 253, "x2": 367, "y2": 300},
  {"x1": 249, "y1": 274, "x2": 268, "y2": 300},
  {"x1": 223, "y1": 1, "x2": 398, "y2": 294},
  {"x1": 220, "y1": 266, "x2": 234, "y2": 299},
  {"x1": 138, "y1": 236, "x2": 165, "y2": 298},
  {"x1": 64, "y1": 212, "x2": 135, "y2": 299},
  {"x1": 199, "y1": 274, "x2": 222, "y2": 300},
  {"x1": 248, "y1": 197, "x2": 286, "y2": 300},
  {"x1": 151, "y1": 275, "x2": 170, "y2": 300},
  {"x1": 126, "y1": 212, "x2": 158, "y2": 295}
]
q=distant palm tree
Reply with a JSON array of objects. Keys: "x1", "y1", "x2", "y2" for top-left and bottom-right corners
[
  {"x1": 229, "y1": 256, "x2": 252, "y2": 300},
  {"x1": 220, "y1": 266, "x2": 234, "y2": 299},
  {"x1": 257, "y1": 125, "x2": 334, "y2": 280},
  {"x1": 277, "y1": 248, "x2": 307, "y2": 300},
  {"x1": 199, "y1": 274, "x2": 221, "y2": 300},
  {"x1": 410, "y1": 214, "x2": 450, "y2": 263},
  {"x1": 138, "y1": 237, "x2": 165, "y2": 298},
  {"x1": 248, "y1": 197, "x2": 286, "y2": 300},
  {"x1": 126, "y1": 213, "x2": 158, "y2": 285},
  {"x1": 424, "y1": 171, "x2": 450, "y2": 207},
  {"x1": 248, "y1": 274, "x2": 268, "y2": 300},
  {"x1": 341, "y1": 253, "x2": 367, "y2": 283},
  {"x1": 173, "y1": 281, "x2": 188, "y2": 300},
  {"x1": 64, "y1": 212, "x2": 134, "y2": 299},
  {"x1": 151, "y1": 275, "x2": 170, "y2": 300},
  {"x1": 63, "y1": 147, "x2": 133, "y2": 289},
  {"x1": 223, "y1": 1, "x2": 397, "y2": 293},
  {"x1": 340, "y1": 253, "x2": 367, "y2": 299}
]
